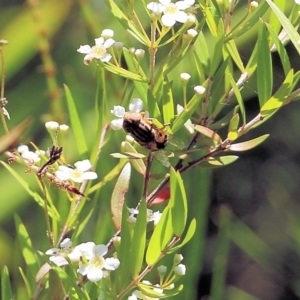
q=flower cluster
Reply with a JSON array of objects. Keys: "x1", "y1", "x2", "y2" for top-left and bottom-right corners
[
  {"x1": 46, "y1": 239, "x2": 120, "y2": 282},
  {"x1": 127, "y1": 207, "x2": 162, "y2": 225},
  {"x1": 77, "y1": 29, "x2": 116, "y2": 65},
  {"x1": 18, "y1": 145, "x2": 44, "y2": 164},
  {"x1": 147, "y1": 0, "x2": 195, "y2": 27}
]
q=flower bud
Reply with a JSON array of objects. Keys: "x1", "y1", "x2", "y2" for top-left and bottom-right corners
[
  {"x1": 174, "y1": 264, "x2": 186, "y2": 276},
  {"x1": 101, "y1": 29, "x2": 114, "y2": 38},
  {"x1": 194, "y1": 85, "x2": 206, "y2": 94},
  {"x1": 180, "y1": 72, "x2": 191, "y2": 83}
]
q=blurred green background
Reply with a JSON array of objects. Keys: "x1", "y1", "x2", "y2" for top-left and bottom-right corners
[{"x1": 1, "y1": 1, "x2": 300, "y2": 299}]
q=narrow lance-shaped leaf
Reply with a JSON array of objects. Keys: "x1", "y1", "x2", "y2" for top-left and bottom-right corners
[
  {"x1": 146, "y1": 207, "x2": 173, "y2": 265},
  {"x1": 130, "y1": 199, "x2": 147, "y2": 278},
  {"x1": 257, "y1": 21, "x2": 273, "y2": 107},
  {"x1": 111, "y1": 162, "x2": 131, "y2": 230},
  {"x1": 260, "y1": 69, "x2": 294, "y2": 117},
  {"x1": 200, "y1": 156, "x2": 239, "y2": 168},
  {"x1": 227, "y1": 113, "x2": 240, "y2": 141},
  {"x1": 265, "y1": 0, "x2": 300, "y2": 55},
  {"x1": 162, "y1": 78, "x2": 175, "y2": 124},
  {"x1": 138, "y1": 282, "x2": 183, "y2": 298},
  {"x1": 228, "y1": 74, "x2": 246, "y2": 126},
  {"x1": 1, "y1": 266, "x2": 12, "y2": 300},
  {"x1": 192, "y1": 124, "x2": 222, "y2": 144},
  {"x1": 169, "y1": 167, "x2": 187, "y2": 236},
  {"x1": 229, "y1": 134, "x2": 270, "y2": 152},
  {"x1": 225, "y1": 39, "x2": 245, "y2": 73},
  {"x1": 64, "y1": 85, "x2": 88, "y2": 156}
]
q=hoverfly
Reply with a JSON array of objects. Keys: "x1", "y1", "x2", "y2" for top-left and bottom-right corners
[{"x1": 122, "y1": 112, "x2": 184, "y2": 167}]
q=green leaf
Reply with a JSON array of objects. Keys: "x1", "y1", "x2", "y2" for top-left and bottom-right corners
[
  {"x1": 193, "y1": 31, "x2": 211, "y2": 75},
  {"x1": 64, "y1": 84, "x2": 88, "y2": 156},
  {"x1": 18, "y1": 268, "x2": 31, "y2": 298},
  {"x1": 111, "y1": 152, "x2": 146, "y2": 159},
  {"x1": 103, "y1": 0, "x2": 150, "y2": 46},
  {"x1": 228, "y1": 74, "x2": 246, "y2": 125},
  {"x1": 225, "y1": 39, "x2": 245, "y2": 73},
  {"x1": 111, "y1": 162, "x2": 131, "y2": 230},
  {"x1": 169, "y1": 168, "x2": 187, "y2": 236},
  {"x1": 210, "y1": 106, "x2": 240, "y2": 130},
  {"x1": 266, "y1": 23, "x2": 291, "y2": 76},
  {"x1": 130, "y1": 199, "x2": 147, "y2": 278},
  {"x1": 162, "y1": 78, "x2": 175, "y2": 124},
  {"x1": 49, "y1": 270, "x2": 66, "y2": 299},
  {"x1": 1, "y1": 266, "x2": 12, "y2": 300},
  {"x1": 121, "y1": 142, "x2": 146, "y2": 176},
  {"x1": 171, "y1": 92, "x2": 204, "y2": 134},
  {"x1": 146, "y1": 207, "x2": 173, "y2": 265},
  {"x1": 200, "y1": 156, "x2": 239, "y2": 168},
  {"x1": 227, "y1": 113, "x2": 240, "y2": 141},
  {"x1": 265, "y1": 0, "x2": 300, "y2": 55},
  {"x1": 209, "y1": 20, "x2": 225, "y2": 76},
  {"x1": 229, "y1": 134, "x2": 269, "y2": 152},
  {"x1": 167, "y1": 218, "x2": 196, "y2": 254},
  {"x1": 257, "y1": 21, "x2": 273, "y2": 107},
  {"x1": 14, "y1": 215, "x2": 39, "y2": 280},
  {"x1": 192, "y1": 125, "x2": 222, "y2": 144},
  {"x1": 260, "y1": 69, "x2": 294, "y2": 117},
  {"x1": 138, "y1": 282, "x2": 183, "y2": 298}
]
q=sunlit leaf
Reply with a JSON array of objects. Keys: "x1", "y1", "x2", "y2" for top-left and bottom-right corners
[
  {"x1": 130, "y1": 199, "x2": 147, "y2": 278},
  {"x1": 111, "y1": 162, "x2": 131, "y2": 230},
  {"x1": 200, "y1": 156, "x2": 239, "y2": 167},
  {"x1": 1, "y1": 266, "x2": 12, "y2": 300},
  {"x1": 111, "y1": 152, "x2": 146, "y2": 159},
  {"x1": 192, "y1": 124, "x2": 222, "y2": 144},
  {"x1": 121, "y1": 142, "x2": 146, "y2": 175},
  {"x1": 257, "y1": 22, "x2": 273, "y2": 107},
  {"x1": 227, "y1": 113, "x2": 240, "y2": 141},
  {"x1": 64, "y1": 85, "x2": 88, "y2": 156},
  {"x1": 170, "y1": 168, "x2": 187, "y2": 236},
  {"x1": 162, "y1": 78, "x2": 175, "y2": 124},
  {"x1": 138, "y1": 282, "x2": 183, "y2": 298},
  {"x1": 210, "y1": 106, "x2": 240, "y2": 130},
  {"x1": 225, "y1": 39, "x2": 245, "y2": 73},
  {"x1": 229, "y1": 134, "x2": 269, "y2": 151}
]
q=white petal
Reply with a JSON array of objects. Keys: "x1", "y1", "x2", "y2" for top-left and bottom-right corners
[
  {"x1": 77, "y1": 242, "x2": 96, "y2": 260},
  {"x1": 104, "y1": 257, "x2": 120, "y2": 270},
  {"x1": 49, "y1": 256, "x2": 69, "y2": 266},
  {"x1": 94, "y1": 37, "x2": 104, "y2": 46},
  {"x1": 174, "y1": 11, "x2": 188, "y2": 23},
  {"x1": 99, "y1": 53, "x2": 112, "y2": 63},
  {"x1": 161, "y1": 14, "x2": 176, "y2": 27},
  {"x1": 18, "y1": 145, "x2": 29, "y2": 153},
  {"x1": 68, "y1": 249, "x2": 82, "y2": 262},
  {"x1": 111, "y1": 118, "x2": 124, "y2": 130},
  {"x1": 175, "y1": 0, "x2": 192, "y2": 9},
  {"x1": 103, "y1": 38, "x2": 115, "y2": 48},
  {"x1": 160, "y1": 0, "x2": 171, "y2": 5},
  {"x1": 82, "y1": 171, "x2": 98, "y2": 180},
  {"x1": 60, "y1": 238, "x2": 72, "y2": 248},
  {"x1": 128, "y1": 295, "x2": 138, "y2": 300},
  {"x1": 129, "y1": 98, "x2": 143, "y2": 112},
  {"x1": 87, "y1": 267, "x2": 103, "y2": 282},
  {"x1": 74, "y1": 159, "x2": 92, "y2": 172},
  {"x1": 55, "y1": 170, "x2": 70, "y2": 181},
  {"x1": 94, "y1": 244, "x2": 108, "y2": 256},
  {"x1": 147, "y1": 2, "x2": 164, "y2": 14},
  {"x1": 45, "y1": 248, "x2": 60, "y2": 255},
  {"x1": 101, "y1": 29, "x2": 114, "y2": 38},
  {"x1": 77, "y1": 45, "x2": 91, "y2": 54},
  {"x1": 77, "y1": 264, "x2": 89, "y2": 276},
  {"x1": 111, "y1": 105, "x2": 126, "y2": 117}
]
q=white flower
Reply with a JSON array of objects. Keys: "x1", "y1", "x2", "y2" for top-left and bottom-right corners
[
  {"x1": 296, "y1": 0, "x2": 300, "y2": 4},
  {"x1": 18, "y1": 144, "x2": 42, "y2": 164},
  {"x1": 77, "y1": 36, "x2": 115, "y2": 65},
  {"x1": 45, "y1": 238, "x2": 80, "y2": 266},
  {"x1": 147, "y1": 0, "x2": 195, "y2": 27},
  {"x1": 55, "y1": 159, "x2": 97, "y2": 183},
  {"x1": 128, "y1": 207, "x2": 162, "y2": 225},
  {"x1": 75, "y1": 242, "x2": 120, "y2": 282},
  {"x1": 194, "y1": 85, "x2": 206, "y2": 94},
  {"x1": 45, "y1": 121, "x2": 59, "y2": 130},
  {"x1": 174, "y1": 263, "x2": 186, "y2": 276},
  {"x1": 180, "y1": 72, "x2": 191, "y2": 82},
  {"x1": 111, "y1": 98, "x2": 144, "y2": 130},
  {"x1": 18, "y1": 145, "x2": 29, "y2": 154},
  {"x1": 101, "y1": 28, "x2": 114, "y2": 39}
]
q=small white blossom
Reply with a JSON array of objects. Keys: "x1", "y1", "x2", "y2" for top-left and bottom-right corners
[
  {"x1": 147, "y1": 0, "x2": 195, "y2": 27},
  {"x1": 114, "y1": 42, "x2": 124, "y2": 50},
  {"x1": 187, "y1": 28, "x2": 198, "y2": 37},
  {"x1": 77, "y1": 36, "x2": 115, "y2": 65},
  {"x1": 55, "y1": 159, "x2": 97, "y2": 183},
  {"x1": 135, "y1": 49, "x2": 145, "y2": 58},
  {"x1": 45, "y1": 121, "x2": 59, "y2": 130},
  {"x1": 75, "y1": 242, "x2": 120, "y2": 282},
  {"x1": 127, "y1": 207, "x2": 162, "y2": 225},
  {"x1": 111, "y1": 98, "x2": 144, "y2": 130},
  {"x1": 194, "y1": 85, "x2": 206, "y2": 94},
  {"x1": 174, "y1": 263, "x2": 186, "y2": 276},
  {"x1": 59, "y1": 124, "x2": 69, "y2": 131},
  {"x1": 18, "y1": 145, "x2": 29, "y2": 154},
  {"x1": 180, "y1": 72, "x2": 191, "y2": 82},
  {"x1": 21, "y1": 150, "x2": 41, "y2": 163},
  {"x1": 157, "y1": 265, "x2": 167, "y2": 274},
  {"x1": 101, "y1": 29, "x2": 114, "y2": 39}
]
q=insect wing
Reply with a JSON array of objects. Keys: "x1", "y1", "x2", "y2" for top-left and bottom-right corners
[
  {"x1": 153, "y1": 150, "x2": 171, "y2": 167},
  {"x1": 166, "y1": 135, "x2": 185, "y2": 151}
]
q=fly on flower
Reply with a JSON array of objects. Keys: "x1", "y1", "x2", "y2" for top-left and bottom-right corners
[{"x1": 111, "y1": 99, "x2": 185, "y2": 167}]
